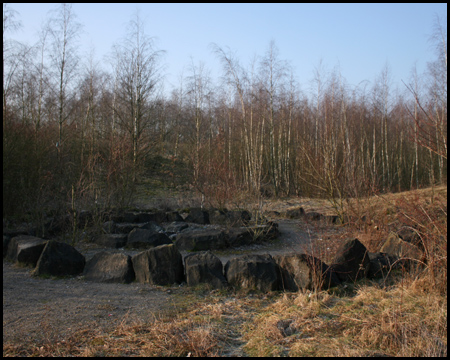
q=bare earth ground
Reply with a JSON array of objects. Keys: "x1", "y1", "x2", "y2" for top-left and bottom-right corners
[{"x1": 3, "y1": 199, "x2": 346, "y2": 349}]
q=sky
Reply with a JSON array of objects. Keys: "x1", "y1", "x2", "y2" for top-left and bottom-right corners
[{"x1": 6, "y1": 3, "x2": 447, "y2": 97}]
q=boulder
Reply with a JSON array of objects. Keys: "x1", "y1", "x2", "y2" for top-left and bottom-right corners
[
  {"x1": 224, "y1": 254, "x2": 279, "y2": 292},
  {"x1": 95, "y1": 234, "x2": 128, "y2": 248},
  {"x1": 367, "y1": 252, "x2": 401, "y2": 279},
  {"x1": 83, "y1": 251, "x2": 135, "y2": 283},
  {"x1": 175, "y1": 228, "x2": 228, "y2": 251},
  {"x1": 209, "y1": 209, "x2": 251, "y2": 226},
  {"x1": 226, "y1": 227, "x2": 253, "y2": 247},
  {"x1": 330, "y1": 238, "x2": 370, "y2": 282},
  {"x1": 6, "y1": 235, "x2": 48, "y2": 267},
  {"x1": 397, "y1": 227, "x2": 422, "y2": 249},
  {"x1": 127, "y1": 228, "x2": 172, "y2": 249},
  {"x1": 274, "y1": 253, "x2": 340, "y2": 291},
  {"x1": 184, "y1": 251, "x2": 227, "y2": 289},
  {"x1": 380, "y1": 232, "x2": 423, "y2": 269},
  {"x1": 33, "y1": 240, "x2": 85, "y2": 277},
  {"x1": 139, "y1": 221, "x2": 164, "y2": 233},
  {"x1": 184, "y1": 208, "x2": 210, "y2": 224},
  {"x1": 164, "y1": 221, "x2": 189, "y2": 234},
  {"x1": 102, "y1": 220, "x2": 117, "y2": 234},
  {"x1": 305, "y1": 212, "x2": 324, "y2": 221},
  {"x1": 286, "y1": 207, "x2": 305, "y2": 219},
  {"x1": 165, "y1": 211, "x2": 184, "y2": 223},
  {"x1": 131, "y1": 244, "x2": 184, "y2": 285}
]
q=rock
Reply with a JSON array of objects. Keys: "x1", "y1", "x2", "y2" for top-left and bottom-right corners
[
  {"x1": 102, "y1": 220, "x2": 117, "y2": 234},
  {"x1": 274, "y1": 253, "x2": 340, "y2": 291},
  {"x1": 380, "y1": 232, "x2": 423, "y2": 269},
  {"x1": 184, "y1": 208, "x2": 210, "y2": 224},
  {"x1": 226, "y1": 227, "x2": 253, "y2": 247},
  {"x1": 209, "y1": 209, "x2": 251, "y2": 226},
  {"x1": 286, "y1": 207, "x2": 305, "y2": 219},
  {"x1": 247, "y1": 222, "x2": 278, "y2": 242},
  {"x1": 6, "y1": 235, "x2": 48, "y2": 267},
  {"x1": 165, "y1": 221, "x2": 189, "y2": 234},
  {"x1": 131, "y1": 244, "x2": 184, "y2": 285},
  {"x1": 397, "y1": 227, "x2": 422, "y2": 249},
  {"x1": 139, "y1": 221, "x2": 164, "y2": 233},
  {"x1": 33, "y1": 240, "x2": 85, "y2": 277},
  {"x1": 83, "y1": 251, "x2": 135, "y2": 283},
  {"x1": 127, "y1": 228, "x2": 172, "y2": 249},
  {"x1": 305, "y1": 212, "x2": 324, "y2": 221},
  {"x1": 331, "y1": 238, "x2": 370, "y2": 282},
  {"x1": 95, "y1": 234, "x2": 128, "y2": 248},
  {"x1": 367, "y1": 252, "x2": 401, "y2": 279},
  {"x1": 224, "y1": 254, "x2": 279, "y2": 292},
  {"x1": 114, "y1": 223, "x2": 139, "y2": 234},
  {"x1": 184, "y1": 251, "x2": 227, "y2": 289},
  {"x1": 165, "y1": 211, "x2": 184, "y2": 223},
  {"x1": 175, "y1": 228, "x2": 228, "y2": 251}
]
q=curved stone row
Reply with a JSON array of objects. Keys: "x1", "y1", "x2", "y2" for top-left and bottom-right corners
[{"x1": 3, "y1": 232, "x2": 425, "y2": 292}]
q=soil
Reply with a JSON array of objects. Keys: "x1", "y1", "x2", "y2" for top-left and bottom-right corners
[{"x1": 3, "y1": 204, "x2": 347, "y2": 348}]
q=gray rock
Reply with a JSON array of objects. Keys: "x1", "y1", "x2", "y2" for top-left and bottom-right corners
[
  {"x1": 184, "y1": 251, "x2": 227, "y2": 289},
  {"x1": 224, "y1": 254, "x2": 278, "y2": 292},
  {"x1": 95, "y1": 234, "x2": 128, "y2": 248},
  {"x1": 331, "y1": 238, "x2": 370, "y2": 282},
  {"x1": 274, "y1": 253, "x2": 340, "y2": 291},
  {"x1": 165, "y1": 221, "x2": 189, "y2": 234},
  {"x1": 6, "y1": 235, "x2": 48, "y2": 266},
  {"x1": 184, "y1": 208, "x2": 210, "y2": 224},
  {"x1": 175, "y1": 228, "x2": 228, "y2": 251},
  {"x1": 83, "y1": 251, "x2": 135, "y2": 283},
  {"x1": 367, "y1": 252, "x2": 401, "y2": 279},
  {"x1": 33, "y1": 240, "x2": 85, "y2": 277},
  {"x1": 127, "y1": 228, "x2": 172, "y2": 249},
  {"x1": 131, "y1": 244, "x2": 184, "y2": 285}
]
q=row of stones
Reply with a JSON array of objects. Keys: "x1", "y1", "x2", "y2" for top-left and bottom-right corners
[{"x1": 4, "y1": 232, "x2": 423, "y2": 292}]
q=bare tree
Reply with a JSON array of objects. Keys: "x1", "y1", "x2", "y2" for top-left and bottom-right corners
[{"x1": 112, "y1": 9, "x2": 165, "y2": 181}]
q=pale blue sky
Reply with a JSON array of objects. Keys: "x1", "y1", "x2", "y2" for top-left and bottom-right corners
[{"x1": 7, "y1": 3, "x2": 447, "y2": 96}]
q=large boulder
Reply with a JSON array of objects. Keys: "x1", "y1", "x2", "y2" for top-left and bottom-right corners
[
  {"x1": 226, "y1": 227, "x2": 254, "y2": 247},
  {"x1": 184, "y1": 251, "x2": 227, "y2": 289},
  {"x1": 127, "y1": 228, "x2": 172, "y2": 249},
  {"x1": 330, "y1": 238, "x2": 370, "y2": 282},
  {"x1": 224, "y1": 254, "x2": 279, "y2": 292},
  {"x1": 380, "y1": 232, "x2": 423, "y2": 270},
  {"x1": 367, "y1": 252, "x2": 401, "y2": 279},
  {"x1": 286, "y1": 207, "x2": 305, "y2": 219},
  {"x1": 175, "y1": 228, "x2": 228, "y2": 251},
  {"x1": 209, "y1": 209, "x2": 251, "y2": 226},
  {"x1": 33, "y1": 240, "x2": 86, "y2": 277},
  {"x1": 164, "y1": 221, "x2": 189, "y2": 234},
  {"x1": 95, "y1": 234, "x2": 128, "y2": 248},
  {"x1": 6, "y1": 235, "x2": 48, "y2": 267},
  {"x1": 184, "y1": 208, "x2": 210, "y2": 224},
  {"x1": 83, "y1": 251, "x2": 135, "y2": 283},
  {"x1": 131, "y1": 244, "x2": 184, "y2": 285},
  {"x1": 274, "y1": 253, "x2": 340, "y2": 291}
]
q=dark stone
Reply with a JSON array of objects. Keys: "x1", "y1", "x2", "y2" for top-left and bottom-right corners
[
  {"x1": 127, "y1": 228, "x2": 172, "y2": 249},
  {"x1": 184, "y1": 208, "x2": 210, "y2": 224},
  {"x1": 397, "y1": 227, "x2": 422, "y2": 249},
  {"x1": 184, "y1": 251, "x2": 227, "y2": 289},
  {"x1": 115, "y1": 223, "x2": 139, "y2": 234},
  {"x1": 226, "y1": 227, "x2": 253, "y2": 247},
  {"x1": 83, "y1": 251, "x2": 135, "y2": 283},
  {"x1": 286, "y1": 207, "x2": 305, "y2": 219},
  {"x1": 367, "y1": 252, "x2": 401, "y2": 279},
  {"x1": 102, "y1": 221, "x2": 117, "y2": 234},
  {"x1": 165, "y1": 211, "x2": 184, "y2": 223},
  {"x1": 305, "y1": 212, "x2": 324, "y2": 221},
  {"x1": 131, "y1": 244, "x2": 184, "y2": 285},
  {"x1": 33, "y1": 240, "x2": 85, "y2": 277},
  {"x1": 175, "y1": 228, "x2": 228, "y2": 251},
  {"x1": 165, "y1": 221, "x2": 189, "y2": 234},
  {"x1": 274, "y1": 253, "x2": 340, "y2": 291},
  {"x1": 330, "y1": 238, "x2": 370, "y2": 282},
  {"x1": 139, "y1": 221, "x2": 164, "y2": 233},
  {"x1": 209, "y1": 209, "x2": 251, "y2": 226},
  {"x1": 6, "y1": 235, "x2": 48, "y2": 267},
  {"x1": 224, "y1": 254, "x2": 279, "y2": 292},
  {"x1": 95, "y1": 234, "x2": 128, "y2": 248}
]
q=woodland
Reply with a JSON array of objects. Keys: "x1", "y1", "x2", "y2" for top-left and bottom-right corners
[{"x1": 3, "y1": 4, "x2": 447, "y2": 223}]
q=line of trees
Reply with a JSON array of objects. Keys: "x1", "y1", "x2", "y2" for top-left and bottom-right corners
[{"x1": 3, "y1": 4, "x2": 447, "y2": 221}]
